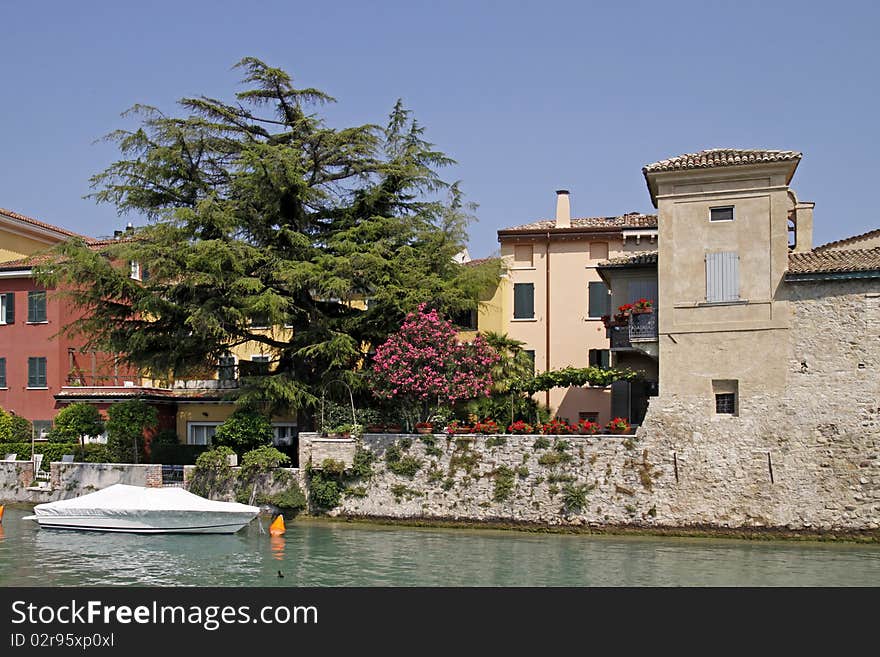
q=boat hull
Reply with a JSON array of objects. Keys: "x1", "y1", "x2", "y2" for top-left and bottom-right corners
[{"x1": 24, "y1": 510, "x2": 258, "y2": 534}]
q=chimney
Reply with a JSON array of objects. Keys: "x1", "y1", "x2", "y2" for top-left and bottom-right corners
[
  {"x1": 793, "y1": 201, "x2": 814, "y2": 253},
  {"x1": 125, "y1": 222, "x2": 134, "y2": 233},
  {"x1": 555, "y1": 190, "x2": 571, "y2": 228}
]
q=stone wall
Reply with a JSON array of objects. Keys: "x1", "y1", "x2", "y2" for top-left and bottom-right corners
[
  {"x1": 291, "y1": 279, "x2": 880, "y2": 531},
  {"x1": 0, "y1": 462, "x2": 163, "y2": 504},
  {"x1": 631, "y1": 278, "x2": 880, "y2": 530},
  {"x1": 299, "y1": 436, "x2": 357, "y2": 470},
  {"x1": 0, "y1": 460, "x2": 35, "y2": 502},
  {"x1": 303, "y1": 432, "x2": 659, "y2": 525}
]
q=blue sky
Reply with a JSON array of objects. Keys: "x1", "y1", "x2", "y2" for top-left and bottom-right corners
[{"x1": 1, "y1": 1, "x2": 878, "y2": 256}]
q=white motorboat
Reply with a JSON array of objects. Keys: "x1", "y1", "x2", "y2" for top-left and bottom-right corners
[{"x1": 23, "y1": 484, "x2": 259, "y2": 534}]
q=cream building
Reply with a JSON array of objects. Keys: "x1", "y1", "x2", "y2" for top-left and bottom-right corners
[{"x1": 497, "y1": 191, "x2": 657, "y2": 424}]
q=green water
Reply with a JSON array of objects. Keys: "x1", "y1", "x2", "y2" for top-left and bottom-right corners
[{"x1": 1, "y1": 506, "x2": 879, "y2": 586}]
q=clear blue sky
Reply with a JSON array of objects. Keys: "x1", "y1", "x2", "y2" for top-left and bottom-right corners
[{"x1": 2, "y1": 0, "x2": 878, "y2": 256}]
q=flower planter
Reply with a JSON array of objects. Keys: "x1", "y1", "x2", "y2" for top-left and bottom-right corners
[
  {"x1": 366, "y1": 425, "x2": 385, "y2": 434},
  {"x1": 416, "y1": 427, "x2": 433, "y2": 435},
  {"x1": 385, "y1": 425, "x2": 403, "y2": 434}
]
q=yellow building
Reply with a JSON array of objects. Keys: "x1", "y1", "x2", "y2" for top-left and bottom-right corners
[{"x1": 496, "y1": 191, "x2": 657, "y2": 424}]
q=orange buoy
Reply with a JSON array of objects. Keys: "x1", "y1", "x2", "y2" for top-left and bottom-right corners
[
  {"x1": 269, "y1": 514, "x2": 286, "y2": 536},
  {"x1": 0, "y1": 504, "x2": 4, "y2": 524}
]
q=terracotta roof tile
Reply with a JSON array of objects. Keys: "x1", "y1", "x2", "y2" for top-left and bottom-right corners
[
  {"x1": 786, "y1": 247, "x2": 880, "y2": 276},
  {"x1": 598, "y1": 252, "x2": 658, "y2": 268},
  {"x1": 643, "y1": 149, "x2": 802, "y2": 174},
  {"x1": 0, "y1": 207, "x2": 96, "y2": 243},
  {"x1": 814, "y1": 228, "x2": 880, "y2": 251},
  {"x1": 500, "y1": 213, "x2": 657, "y2": 233},
  {"x1": 462, "y1": 256, "x2": 500, "y2": 267},
  {"x1": 0, "y1": 240, "x2": 118, "y2": 271}
]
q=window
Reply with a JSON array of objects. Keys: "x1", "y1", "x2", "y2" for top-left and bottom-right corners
[
  {"x1": 712, "y1": 379, "x2": 738, "y2": 415},
  {"x1": 710, "y1": 206, "x2": 734, "y2": 222},
  {"x1": 130, "y1": 260, "x2": 141, "y2": 280},
  {"x1": 188, "y1": 423, "x2": 219, "y2": 446},
  {"x1": 273, "y1": 424, "x2": 297, "y2": 447},
  {"x1": 28, "y1": 357, "x2": 47, "y2": 388},
  {"x1": 452, "y1": 309, "x2": 477, "y2": 330},
  {"x1": 0, "y1": 292, "x2": 14, "y2": 324},
  {"x1": 627, "y1": 280, "x2": 658, "y2": 305},
  {"x1": 27, "y1": 290, "x2": 47, "y2": 323},
  {"x1": 513, "y1": 245, "x2": 534, "y2": 267},
  {"x1": 0, "y1": 358, "x2": 5, "y2": 387},
  {"x1": 588, "y1": 349, "x2": 610, "y2": 368},
  {"x1": 715, "y1": 393, "x2": 736, "y2": 414},
  {"x1": 524, "y1": 349, "x2": 535, "y2": 375},
  {"x1": 218, "y1": 355, "x2": 236, "y2": 381},
  {"x1": 33, "y1": 420, "x2": 52, "y2": 439},
  {"x1": 250, "y1": 312, "x2": 270, "y2": 328},
  {"x1": 706, "y1": 252, "x2": 740, "y2": 303},
  {"x1": 251, "y1": 355, "x2": 270, "y2": 375},
  {"x1": 588, "y1": 281, "x2": 611, "y2": 318},
  {"x1": 589, "y1": 242, "x2": 609, "y2": 261},
  {"x1": 513, "y1": 283, "x2": 535, "y2": 319},
  {"x1": 578, "y1": 412, "x2": 599, "y2": 423}
]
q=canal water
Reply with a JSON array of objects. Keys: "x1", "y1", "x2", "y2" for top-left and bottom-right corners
[{"x1": 1, "y1": 506, "x2": 879, "y2": 586}]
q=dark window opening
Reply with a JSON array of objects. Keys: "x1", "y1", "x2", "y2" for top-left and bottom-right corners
[
  {"x1": 452, "y1": 309, "x2": 478, "y2": 330},
  {"x1": 28, "y1": 357, "x2": 47, "y2": 388},
  {"x1": 524, "y1": 349, "x2": 536, "y2": 375},
  {"x1": 589, "y1": 349, "x2": 610, "y2": 368},
  {"x1": 715, "y1": 393, "x2": 736, "y2": 414},
  {"x1": 710, "y1": 206, "x2": 734, "y2": 222}
]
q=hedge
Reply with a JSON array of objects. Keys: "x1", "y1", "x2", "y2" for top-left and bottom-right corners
[
  {"x1": 148, "y1": 443, "x2": 209, "y2": 466},
  {"x1": 0, "y1": 442, "x2": 114, "y2": 470}
]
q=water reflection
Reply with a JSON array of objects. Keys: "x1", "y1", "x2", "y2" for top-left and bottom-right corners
[
  {"x1": 270, "y1": 535, "x2": 285, "y2": 561},
  {"x1": 1, "y1": 507, "x2": 879, "y2": 587}
]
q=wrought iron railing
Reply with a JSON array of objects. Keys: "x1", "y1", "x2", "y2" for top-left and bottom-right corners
[
  {"x1": 629, "y1": 312, "x2": 658, "y2": 341},
  {"x1": 608, "y1": 312, "x2": 658, "y2": 349}
]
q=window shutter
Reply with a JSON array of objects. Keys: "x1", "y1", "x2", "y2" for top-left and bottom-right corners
[
  {"x1": 588, "y1": 282, "x2": 610, "y2": 318},
  {"x1": 706, "y1": 253, "x2": 722, "y2": 302},
  {"x1": 5, "y1": 292, "x2": 13, "y2": 323},
  {"x1": 721, "y1": 252, "x2": 739, "y2": 302},
  {"x1": 0, "y1": 358, "x2": 6, "y2": 387},
  {"x1": 28, "y1": 358, "x2": 36, "y2": 387},
  {"x1": 514, "y1": 283, "x2": 534, "y2": 319}
]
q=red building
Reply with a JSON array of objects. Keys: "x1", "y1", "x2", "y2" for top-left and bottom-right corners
[{"x1": 0, "y1": 209, "x2": 139, "y2": 434}]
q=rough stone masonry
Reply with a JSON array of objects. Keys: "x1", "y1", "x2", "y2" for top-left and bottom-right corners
[{"x1": 300, "y1": 278, "x2": 879, "y2": 532}]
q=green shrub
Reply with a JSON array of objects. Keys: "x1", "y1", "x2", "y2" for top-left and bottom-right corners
[
  {"x1": 320, "y1": 458, "x2": 347, "y2": 476},
  {"x1": 537, "y1": 451, "x2": 572, "y2": 467},
  {"x1": 351, "y1": 447, "x2": 374, "y2": 479},
  {"x1": 492, "y1": 466, "x2": 515, "y2": 502},
  {"x1": 532, "y1": 436, "x2": 550, "y2": 450},
  {"x1": 0, "y1": 442, "x2": 79, "y2": 469},
  {"x1": 48, "y1": 403, "x2": 104, "y2": 444},
  {"x1": 189, "y1": 446, "x2": 235, "y2": 498},
  {"x1": 385, "y1": 442, "x2": 422, "y2": 478},
  {"x1": 485, "y1": 436, "x2": 507, "y2": 448},
  {"x1": 74, "y1": 444, "x2": 113, "y2": 464},
  {"x1": 309, "y1": 471, "x2": 342, "y2": 509},
  {"x1": 213, "y1": 409, "x2": 273, "y2": 455},
  {"x1": 0, "y1": 410, "x2": 32, "y2": 442},
  {"x1": 106, "y1": 399, "x2": 157, "y2": 463},
  {"x1": 149, "y1": 443, "x2": 208, "y2": 465},
  {"x1": 561, "y1": 483, "x2": 594, "y2": 514}
]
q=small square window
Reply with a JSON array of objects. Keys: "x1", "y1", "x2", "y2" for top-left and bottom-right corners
[
  {"x1": 710, "y1": 206, "x2": 734, "y2": 222},
  {"x1": 514, "y1": 245, "x2": 534, "y2": 267}
]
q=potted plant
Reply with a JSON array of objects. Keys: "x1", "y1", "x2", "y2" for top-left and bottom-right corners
[
  {"x1": 577, "y1": 419, "x2": 601, "y2": 435},
  {"x1": 472, "y1": 418, "x2": 500, "y2": 435},
  {"x1": 332, "y1": 424, "x2": 352, "y2": 438},
  {"x1": 445, "y1": 420, "x2": 472, "y2": 435},
  {"x1": 385, "y1": 422, "x2": 403, "y2": 434},
  {"x1": 365, "y1": 422, "x2": 385, "y2": 433},
  {"x1": 507, "y1": 420, "x2": 534, "y2": 434},
  {"x1": 415, "y1": 421, "x2": 433, "y2": 435},
  {"x1": 541, "y1": 418, "x2": 572, "y2": 435},
  {"x1": 632, "y1": 298, "x2": 654, "y2": 313},
  {"x1": 606, "y1": 417, "x2": 631, "y2": 434}
]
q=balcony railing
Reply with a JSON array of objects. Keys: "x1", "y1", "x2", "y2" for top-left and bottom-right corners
[
  {"x1": 608, "y1": 312, "x2": 658, "y2": 349},
  {"x1": 629, "y1": 311, "x2": 658, "y2": 341}
]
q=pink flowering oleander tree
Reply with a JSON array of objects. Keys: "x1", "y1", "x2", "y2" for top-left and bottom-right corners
[{"x1": 370, "y1": 304, "x2": 499, "y2": 429}]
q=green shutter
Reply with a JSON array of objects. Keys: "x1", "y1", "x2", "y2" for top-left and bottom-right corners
[
  {"x1": 28, "y1": 357, "x2": 46, "y2": 387},
  {"x1": 0, "y1": 358, "x2": 6, "y2": 387},
  {"x1": 513, "y1": 283, "x2": 534, "y2": 319},
  {"x1": 28, "y1": 291, "x2": 46, "y2": 323},
  {"x1": 4, "y1": 292, "x2": 14, "y2": 324},
  {"x1": 588, "y1": 282, "x2": 610, "y2": 317}
]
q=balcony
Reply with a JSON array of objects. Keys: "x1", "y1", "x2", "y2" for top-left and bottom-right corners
[{"x1": 608, "y1": 312, "x2": 658, "y2": 357}]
